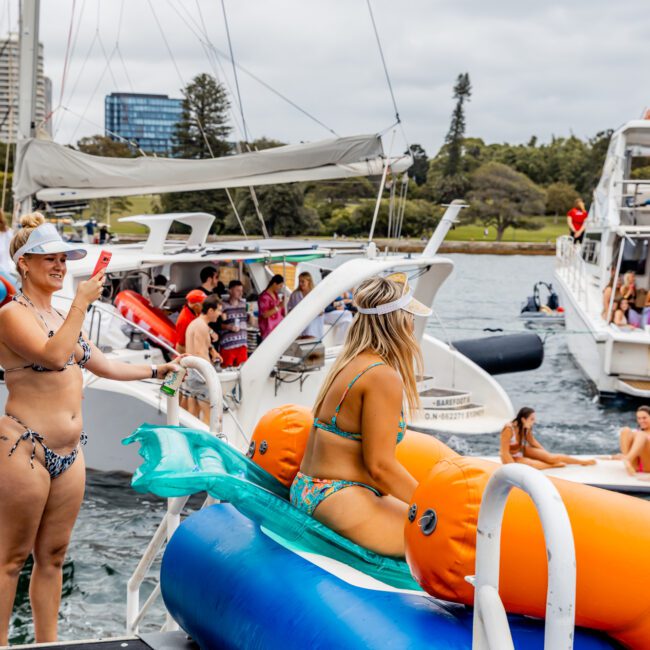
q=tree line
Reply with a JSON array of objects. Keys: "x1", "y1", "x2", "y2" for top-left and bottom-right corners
[{"x1": 71, "y1": 72, "x2": 626, "y2": 241}]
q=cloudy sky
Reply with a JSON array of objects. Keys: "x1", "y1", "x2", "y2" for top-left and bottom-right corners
[{"x1": 7, "y1": 0, "x2": 649, "y2": 155}]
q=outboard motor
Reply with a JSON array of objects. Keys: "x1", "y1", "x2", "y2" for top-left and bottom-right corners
[{"x1": 453, "y1": 332, "x2": 544, "y2": 375}]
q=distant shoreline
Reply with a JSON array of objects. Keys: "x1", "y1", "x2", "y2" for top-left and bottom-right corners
[{"x1": 115, "y1": 233, "x2": 556, "y2": 256}]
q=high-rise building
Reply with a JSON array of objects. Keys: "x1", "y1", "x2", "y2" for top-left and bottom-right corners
[
  {"x1": 104, "y1": 92, "x2": 183, "y2": 156},
  {"x1": 0, "y1": 35, "x2": 52, "y2": 142}
]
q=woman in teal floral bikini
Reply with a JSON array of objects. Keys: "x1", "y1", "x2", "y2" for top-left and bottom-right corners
[{"x1": 290, "y1": 273, "x2": 431, "y2": 557}]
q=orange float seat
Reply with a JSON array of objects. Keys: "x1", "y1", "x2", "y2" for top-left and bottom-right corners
[
  {"x1": 404, "y1": 457, "x2": 650, "y2": 649},
  {"x1": 247, "y1": 404, "x2": 313, "y2": 487},
  {"x1": 247, "y1": 404, "x2": 459, "y2": 488}
]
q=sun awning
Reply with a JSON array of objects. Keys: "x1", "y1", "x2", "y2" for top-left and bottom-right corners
[{"x1": 13, "y1": 134, "x2": 412, "y2": 202}]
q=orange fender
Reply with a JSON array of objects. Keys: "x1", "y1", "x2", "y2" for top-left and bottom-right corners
[
  {"x1": 247, "y1": 404, "x2": 313, "y2": 487},
  {"x1": 404, "y1": 457, "x2": 650, "y2": 649}
]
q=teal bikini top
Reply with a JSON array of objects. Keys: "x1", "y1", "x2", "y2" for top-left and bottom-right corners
[{"x1": 314, "y1": 361, "x2": 406, "y2": 444}]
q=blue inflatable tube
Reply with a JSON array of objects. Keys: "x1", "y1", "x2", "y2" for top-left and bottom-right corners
[{"x1": 161, "y1": 504, "x2": 616, "y2": 650}]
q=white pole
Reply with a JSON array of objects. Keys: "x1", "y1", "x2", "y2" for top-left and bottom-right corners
[
  {"x1": 421, "y1": 200, "x2": 467, "y2": 258},
  {"x1": 17, "y1": 0, "x2": 39, "y2": 215},
  {"x1": 368, "y1": 129, "x2": 396, "y2": 242}
]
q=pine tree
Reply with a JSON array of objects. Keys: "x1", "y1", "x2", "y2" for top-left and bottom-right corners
[
  {"x1": 434, "y1": 73, "x2": 472, "y2": 202},
  {"x1": 172, "y1": 73, "x2": 231, "y2": 159},
  {"x1": 161, "y1": 73, "x2": 232, "y2": 228}
]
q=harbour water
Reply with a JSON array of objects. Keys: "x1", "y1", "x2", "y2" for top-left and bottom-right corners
[{"x1": 9, "y1": 253, "x2": 641, "y2": 644}]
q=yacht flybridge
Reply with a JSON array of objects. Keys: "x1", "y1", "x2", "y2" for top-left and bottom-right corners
[{"x1": 555, "y1": 119, "x2": 650, "y2": 398}]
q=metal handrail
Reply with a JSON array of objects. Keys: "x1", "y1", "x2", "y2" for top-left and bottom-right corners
[
  {"x1": 469, "y1": 464, "x2": 576, "y2": 650},
  {"x1": 125, "y1": 356, "x2": 224, "y2": 634}
]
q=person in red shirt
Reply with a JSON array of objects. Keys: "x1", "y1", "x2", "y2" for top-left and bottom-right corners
[
  {"x1": 175, "y1": 289, "x2": 206, "y2": 353},
  {"x1": 567, "y1": 198, "x2": 588, "y2": 244}
]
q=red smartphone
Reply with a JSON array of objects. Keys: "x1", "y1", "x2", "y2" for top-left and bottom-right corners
[{"x1": 92, "y1": 250, "x2": 112, "y2": 277}]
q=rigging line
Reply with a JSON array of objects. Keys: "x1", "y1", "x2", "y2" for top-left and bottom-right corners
[
  {"x1": 224, "y1": 187, "x2": 248, "y2": 238},
  {"x1": 177, "y1": 0, "x2": 246, "y2": 139},
  {"x1": 219, "y1": 0, "x2": 250, "y2": 142},
  {"x1": 68, "y1": 47, "x2": 116, "y2": 144},
  {"x1": 115, "y1": 44, "x2": 135, "y2": 93},
  {"x1": 114, "y1": 0, "x2": 134, "y2": 92},
  {"x1": 147, "y1": 0, "x2": 184, "y2": 87},
  {"x1": 58, "y1": 0, "x2": 78, "y2": 110},
  {"x1": 365, "y1": 0, "x2": 400, "y2": 124},
  {"x1": 97, "y1": 32, "x2": 119, "y2": 89},
  {"x1": 60, "y1": 106, "x2": 148, "y2": 155},
  {"x1": 54, "y1": 29, "x2": 99, "y2": 137},
  {"x1": 167, "y1": 0, "x2": 249, "y2": 142},
  {"x1": 148, "y1": 1, "x2": 217, "y2": 160},
  {"x1": 164, "y1": 1, "x2": 339, "y2": 138},
  {"x1": 216, "y1": 0, "x2": 267, "y2": 238},
  {"x1": 54, "y1": 0, "x2": 89, "y2": 132}
]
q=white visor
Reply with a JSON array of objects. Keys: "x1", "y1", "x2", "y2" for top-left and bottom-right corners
[
  {"x1": 12, "y1": 223, "x2": 88, "y2": 264},
  {"x1": 355, "y1": 273, "x2": 432, "y2": 317}
]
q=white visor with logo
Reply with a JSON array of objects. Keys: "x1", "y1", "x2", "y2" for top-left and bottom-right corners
[{"x1": 12, "y1": 223, "x2": 88, "y2": 264}]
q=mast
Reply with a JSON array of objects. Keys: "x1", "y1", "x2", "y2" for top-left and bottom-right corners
[{"x1": 16, "y1": 0, "x2": 40, "y2": 216}]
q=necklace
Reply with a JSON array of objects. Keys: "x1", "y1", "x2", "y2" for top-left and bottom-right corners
[{"x1": 15, "y1": 290, "x2": 57, "y2": 332}]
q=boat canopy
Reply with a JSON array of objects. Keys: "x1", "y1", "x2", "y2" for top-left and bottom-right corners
[{"x1": 14, "y1": 134, "x2": 412, "y2": 203}]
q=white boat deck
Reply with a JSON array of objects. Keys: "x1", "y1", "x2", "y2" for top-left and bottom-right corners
[{"x1": 481, "y1": 455, "x2": 650, "y2": 493}]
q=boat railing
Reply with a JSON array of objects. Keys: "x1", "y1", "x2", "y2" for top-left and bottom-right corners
[
  {"x1": 125, "y1": 355, "x2": 223, "y2": 635},
  {"x1": 467, "y1": 463, "x2": 576, "y2": 650},
  {"x1": 556, "y1": 235, "x2": 589, "y2": 311}
]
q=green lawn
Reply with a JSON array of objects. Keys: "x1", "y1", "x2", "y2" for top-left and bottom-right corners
[{"x1": 445, "y1": 219, "x2": 567, "y2": 243}]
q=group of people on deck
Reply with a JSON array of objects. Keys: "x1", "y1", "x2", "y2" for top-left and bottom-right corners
[{"x1": 602, "y1": 269, "x2": 650, "y2": 329}]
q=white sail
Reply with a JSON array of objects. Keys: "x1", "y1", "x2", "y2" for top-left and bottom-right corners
[{"x1": 14, "y1": 134, "x2": 412, "y2": 202}]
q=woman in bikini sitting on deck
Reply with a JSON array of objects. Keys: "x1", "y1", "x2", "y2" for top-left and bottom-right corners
[
  {"x1": 615, "y1": 406, "x2": 650, "y2": 477},
  {"x1": 500, "y1": 407, "x2": 595, "y2": 469},
  {"x1": 0, "y1": 213, "x2": 181, "y2": 645},
  {"x1": 290, "y1": 273, "x2": 430, "y2": 557}
]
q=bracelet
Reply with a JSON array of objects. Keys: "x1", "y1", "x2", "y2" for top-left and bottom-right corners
[
  {"x1": 70, "y1": 304, "x2": 86, "y2": 317},
  {"x1": 151, "y1": 364, "x2": 158, "y2": 379}
]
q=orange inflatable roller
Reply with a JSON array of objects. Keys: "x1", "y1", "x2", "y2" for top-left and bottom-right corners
[
  {"x1": 247, "y1": 404, "x2": 313, "y2": 487},
  {"x1": 247, "y1": 404, "x2": 458, "y2": 487},
  {"x1": 404, "y1": 457, "x2": 650, "y2": 649}
]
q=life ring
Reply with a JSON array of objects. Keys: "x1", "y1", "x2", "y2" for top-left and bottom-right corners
[{"x1": 114, "y1": 290, "x2": 177, "y2": 347}]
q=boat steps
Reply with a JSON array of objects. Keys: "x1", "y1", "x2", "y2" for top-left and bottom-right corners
[
  {"x1": 419, "y1": 387, "x2": 472, "y2": 409},
  {"x1": 617, "y1": 378, "x2": 650, "y2": 397}
]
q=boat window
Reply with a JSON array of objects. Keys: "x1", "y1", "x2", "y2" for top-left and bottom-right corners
[
  {"x1": 581, "y1": 233, "x2": 601, "y2": 265},
  {"x1": 620, "y1": 238, "x2": 648, "y2": 275}
]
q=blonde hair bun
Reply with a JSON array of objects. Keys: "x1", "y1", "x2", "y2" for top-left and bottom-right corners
[{"x1": 20, "y1": 211, "x2": 46, "y2": 229}]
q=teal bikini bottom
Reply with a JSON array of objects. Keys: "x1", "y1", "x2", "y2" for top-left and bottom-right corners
[{"x1": 290, "y1": 471, "x2": 381, "y2": 517}]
